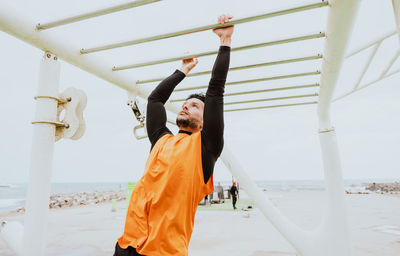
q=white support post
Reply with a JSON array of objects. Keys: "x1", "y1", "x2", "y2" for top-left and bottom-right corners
[
  {"x1": 392, "y1": 0, "x2": 400, "y2": 42},
  {"x1": 0, "y1": 221, "x2": 23, "y2": 255},
  {"x1": 317, "y1": 1, "x2": 360, "y2": 256},
  {"x1": 22, "y1": 52, "x2": 61, "y2": 256}
]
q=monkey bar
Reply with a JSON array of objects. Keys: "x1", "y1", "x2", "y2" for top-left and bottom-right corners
[
  {"x1": 138, "y1": 70, "x2": 320, "y2": 85},
  {"x1": 113, "y1": 34, "x2": 325, "y2": 70},
  {"x1": 225, "y1": 101, "x2": 318, "y2": 112},
  {"x1": 118, "y1": 54, "x2": 322, "y2": 77},
  {"x1": 223, "y1": 83, "x2": 320, "y2": 96},
  {"x1": 36, "y1": 0, "x2": 162, "y2": 30},
  {"x1": 224, "y1": 93, "x2": 318, "y2": 105},
  {"x1": 81, "y1": 1, "x2": 328, "y2": 54}
]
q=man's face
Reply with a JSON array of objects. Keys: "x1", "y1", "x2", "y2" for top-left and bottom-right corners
[{"x1": 176, "y1": 98, "x2": 204, "y2": 130}]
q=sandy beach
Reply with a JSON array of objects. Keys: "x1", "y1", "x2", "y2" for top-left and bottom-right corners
[{"x1": 1, "y1": 190, "x2": 399, "y2": 256}]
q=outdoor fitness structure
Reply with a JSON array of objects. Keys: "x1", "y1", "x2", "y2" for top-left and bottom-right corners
[{"x1": 0, "y1": 0, "x2": 398, "y2": 255}]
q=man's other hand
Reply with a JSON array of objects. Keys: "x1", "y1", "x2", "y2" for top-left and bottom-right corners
[
  {"x1": 180, "y1": 57, "x2": 198, "y2": 75},
  {"x1": 213, "y1": 14, "x2": 234, "y2": 46}
]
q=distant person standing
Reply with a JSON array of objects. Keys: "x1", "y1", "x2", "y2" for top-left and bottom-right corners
[{"x1": 230, "y1": 182, "x2": 238, "y2": 210}]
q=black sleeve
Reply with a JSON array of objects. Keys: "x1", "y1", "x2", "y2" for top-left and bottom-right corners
[
  {"x1": 201, "y1": 46, "x2": 230, "y2": 183},
  {"x1": 146, "y1": 70, "x2": 186, "y2": 148}
]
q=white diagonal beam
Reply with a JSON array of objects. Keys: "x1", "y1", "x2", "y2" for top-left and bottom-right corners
[
  {"x1": 36, "y1": 0, "x2": 161, "y2": 30},
  {"x1": 345, "y1": 30, "x2": 396, "y2": 58},
  {"x1": 352, "y1": 41, "x2": 381, "y2": 90},
  {"x1": 0, "y1": 1, "x2": 181, "y2": 115}
]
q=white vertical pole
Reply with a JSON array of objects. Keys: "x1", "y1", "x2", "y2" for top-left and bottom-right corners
[
  {"x1": 392, "y1": 0, "x2": 400, "y2": 42},
  {"x1": 0, "y1": 221, "x2": 24, "y2": 255},
  {"x1": 317, "y1": 0, "x2": 360, "y2": 256},
  {"x1": 22, "y1": 52, "x2": 60, "y2": 256}
]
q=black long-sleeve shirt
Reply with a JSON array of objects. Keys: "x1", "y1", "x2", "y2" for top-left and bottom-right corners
[{"x1": 146, "y1": 46, "x2": 230, "y2": 184}]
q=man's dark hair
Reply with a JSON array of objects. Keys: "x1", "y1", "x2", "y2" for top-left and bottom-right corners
[{"x1": 186, "y1": 93, "x2": 205, "y2": 103}]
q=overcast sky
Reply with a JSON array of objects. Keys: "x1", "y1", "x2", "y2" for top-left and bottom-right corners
[{"x1": 0, "y1": 0, "x2": 399, "y2": 183}]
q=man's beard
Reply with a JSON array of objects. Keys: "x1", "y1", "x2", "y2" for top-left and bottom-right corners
[{"x1": 176, "y1": 116, "x2": 199, "y2": 129}]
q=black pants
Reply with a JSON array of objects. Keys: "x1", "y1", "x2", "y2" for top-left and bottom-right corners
[
  {"x1": 114, "y1": 242, "x2": 144, "y2": 256},
  {"x1": 232, "y1": 196, "x2": 237, "y2": 209}
]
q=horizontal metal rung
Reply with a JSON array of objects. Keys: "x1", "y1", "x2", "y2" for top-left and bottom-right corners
[
  {"x1": 82, "y1": 1, "x2": 329, "y2": 54},
  {"x1": 113, "y1": 33, "x2": 324, "y2": 70},
  {"x1": 225, "y1": 83, "x2": 320, "y2": 97},
  {"x1": 36, "y1": 0, "x2": 161, "y2": 30},
  {"x1": 224, "y1": 93, "x2": 318, "y2": 105},
  {"x1": 139, "y1": 69, "x2": 320, "y2": 85},
  {"x1": 146, "y1": 55, "x2": 322, "y2": 81},
  {"x1": 187, "y1": 55, "x2": 321, "y2": 78},
  {"x1": 224, "y1": 101, "x2": 318, "y2": 112},
  {"x1": 170, "y1": 84, "x2": 320, "y2": 102},
  {"x1": 170, "y1": 71, "x2": 321, "y2": 92},
  {"x1": 346, "y1": 30, "x2": 397, "y2": 58}
]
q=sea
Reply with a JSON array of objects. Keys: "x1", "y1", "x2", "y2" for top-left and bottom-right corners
[{"x1": 0, "y1": 179, "x2": 397, "y2": 214}]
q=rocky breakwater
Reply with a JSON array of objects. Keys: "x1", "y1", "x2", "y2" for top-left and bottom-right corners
[
  {"x1": 365, "y1": 182, "x2": 400, "y2": 193},
  {"x1": 14, "y1": 190, "x2": 126, "y2": 213}
]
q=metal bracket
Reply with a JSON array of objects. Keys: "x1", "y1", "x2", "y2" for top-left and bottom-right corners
[
  {"x1": 34, "y1": 95, "x2": 71, "y2": 104},
  {"x1": 32, "y1": 88, "x2": 87, "y2": 141},
  {"x1": 127, "y1": 93, "x2": 147, "y2": 140},
  {"x1": 32, "y1": 95, "x2": 72, "y2": 129},
  {"x1": 128, "y1": 100, "x2": 145, "y2": 125},
  {"x1": 31, "y1": 120, "x2": 69, "y2": 128},
  {"x1": 319, "y1": 127, "x2": 335, "y2": 133}
]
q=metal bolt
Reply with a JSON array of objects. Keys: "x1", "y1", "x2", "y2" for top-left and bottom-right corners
[
  {"x1": 65, "y1": 123, "x2": 70, "y2": 128},
  {"x1": 46, "y1": 53, "x2": 51, "y2": 58},
  {"x1": 54, "y1": 56, "x2": 58, "y2": 60}
]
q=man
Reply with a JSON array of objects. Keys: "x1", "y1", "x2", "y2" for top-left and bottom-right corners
[
  {"x1": 230, "y1": 181, "x2": 239, "y2": 210},
  {"x1": 114, "y1": 14, "x2": 234, "y2": 256}
]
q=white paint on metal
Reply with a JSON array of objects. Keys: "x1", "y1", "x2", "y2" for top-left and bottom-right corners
[
  {"x1": 222, "y1": 84, "x2": 320, "y2": 97},
  {"x1": 315, "y1": 1, "x2": 360, "y2": 256},
  {"x1": 224, "y1": 101, "x2": 318, "y2": 112},
  {"x1": 0, "y1": 1, "x2": 361, "y2": 256},
  {"x1": 379, "y1": 50, "x2": 400, "y2": 79},
  {"x1": 22, "y1": 52, "x2": 60, "y2": 256},
  {"x1": 55, "y1": 88, "x2": 87, "y2": 141},
  {"x1": 345, "y1": 30, "x2": 396, "y2": 58},
  {"x1": 0, "y1": 221, "x2": 24, "y2": 255},
  {"x1": 333, "y1": 67, "x2": 400, "y2": 102},
  {"x1": 318, "y1": 0, "x2": 360, "y2": 128},
  {"x1": 352, "y1": 42, "x2": 381, "y2": 90},
  {"x1": 392, "y1": 0, "x2": 400, "y2": 43},
  {"x1": 172, "y1": 71, "x2": 321, "y2": 92},
  {"x1": 112, "y1": 39, "x2": 325, "y2": 70},
  {"x1": 0, "y1": 2, "x2": 169, "y2": 112},
  {"x1": 36, "y1": 0, "x2": 161, "y2": 30},
  {"x1": 81, "y1": 1, "x2": 329, "y2": 54},
  {"x1": 224, "y1": 1, "x2": 360, "y2": 254}
]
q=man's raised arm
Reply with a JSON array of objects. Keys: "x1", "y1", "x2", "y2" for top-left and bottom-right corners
[
  {"x1": 146, "y1": 60, "x2": 198, "y2": 147},
  {"x1": 201, "y1": 15, "x2": 234, "y2": 182}
]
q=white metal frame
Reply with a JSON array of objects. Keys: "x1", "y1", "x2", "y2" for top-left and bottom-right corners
[
  {"x1": 113, "y1": 34, "x2": 325, "y2": 71},
  {"x1": 36, "y1": 0, "x2": 162, "y2": 30},
  {"x1": 80, "y1": 1, "x2": 328, "y2": 54},
  {"x1": 0, "y1": 0, "x2": 384, "y2": 256},
  {"x1": 334, "y1": 29, "x2": 400, "y2": 101}
]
